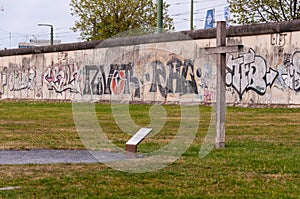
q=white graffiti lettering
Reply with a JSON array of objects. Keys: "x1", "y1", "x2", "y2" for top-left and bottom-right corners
[
  {"x1": 0, "y1": 67, "x2": 8, "y2": 95},
  {"x1": 280, "y1": 51, "x2": 300, "y2": 91},
  {"x1": 8, "y1": 67, "x2": 36, "y2": 91},
  {"x1": 226, "y1": 49, "x2": 278, "y2": 99}
]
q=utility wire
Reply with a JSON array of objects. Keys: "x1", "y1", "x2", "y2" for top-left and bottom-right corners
[
  {"x1": 169, "y1": 0, "x2": 207, "y2": 6},
  {"x1": 169, "y1": 0, "x2": 223, "y2": 6},
  {"x1": 170, "y1": 3, "x2": 227, "y2": 17},
  {"x1": 0, "y1": 27, "x2": 81, "y2": 49}
]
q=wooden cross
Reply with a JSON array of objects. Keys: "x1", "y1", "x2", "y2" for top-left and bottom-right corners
[{"x1": 203, "y1": 21, "x2": 243, "y2": 148}]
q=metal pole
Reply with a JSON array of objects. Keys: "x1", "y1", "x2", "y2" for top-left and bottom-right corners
[
  {"x1": 190, "y1": 0, "x2": 194, "y2": 30},
  {"x1": 157, "y1": 0, "x2": 163, "y2": 32},
  {"x1": 38, "y1": 24, "x2": 54, "y2": 45},
  {"x1": 50, "y1": 26, "x2": 53, "y2": 45}
]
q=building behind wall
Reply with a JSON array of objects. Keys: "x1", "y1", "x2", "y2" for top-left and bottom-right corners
[{"x1": 18, "y1": 39, "x2": 61, "y2": 48}]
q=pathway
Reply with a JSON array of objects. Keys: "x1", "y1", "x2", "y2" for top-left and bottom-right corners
[{"x1": 0, "y1": 149, "x2": 128, "y2": 165}]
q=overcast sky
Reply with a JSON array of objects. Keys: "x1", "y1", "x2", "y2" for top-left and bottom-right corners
[{"x1": 0, "y1": 0, "x2": 227, "y2": 49}]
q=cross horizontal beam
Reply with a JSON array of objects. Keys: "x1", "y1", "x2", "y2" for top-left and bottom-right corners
[{"x1": 200, "y1": 45, "x2": 244, "y2": 54}]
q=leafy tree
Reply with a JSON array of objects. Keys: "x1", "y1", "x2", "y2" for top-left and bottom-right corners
[
  {"x1": 70, "y1": 0, "x2": 174, "y2": 41},
  {"x1": 228, "y1": 0, "x2": 300, "y2": 24}
]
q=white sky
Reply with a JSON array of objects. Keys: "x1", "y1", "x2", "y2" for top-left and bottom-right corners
[{"x1": 0, "y1": 0, "x2": 227, "y2": 49}]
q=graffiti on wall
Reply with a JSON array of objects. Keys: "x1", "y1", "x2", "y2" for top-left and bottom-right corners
[
  {"x1": 277, "y1": 51, "x2": 300, "y2": 92},
  {"x1": 0, "y1": 66, "x2": 38, "y2": 95},
  {"x1": 271, "y1": 33, "x2": 287, "y2": 47},
  {"x1": 196, "y1": 63, "x2": 216, "y2": 102},
  {"x1": 8, "y1": 67, "x2": 37, "y2": 91},
  {"x1": 82, "y1": 58, "x2": 200, "y2": 99},
  {"x1": 44, "y1": 64, "x2": 81, "y2": 93},
  {"x1": 148, "y1": 58, "x2": 199, "y2": 97},
  {"x1": 39, "y1": 48, "x2": 300, "y2": 101},
  {"x1": 226, "y1": 49, "x2": 279, "y2": 99},
  {"x1": 0, "y1": 67, "x2": 8, "y2": 95},
  {"x1": 83, "y1": 63, "x2": 140, "y2": 97},
  {"x1": 4, "y1": 44, "x2": 300, "y2": 103}
]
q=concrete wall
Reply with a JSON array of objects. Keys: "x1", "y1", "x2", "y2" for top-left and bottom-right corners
[{"x1": 1, "y1": 20, "x2": 300, "y2": 106}]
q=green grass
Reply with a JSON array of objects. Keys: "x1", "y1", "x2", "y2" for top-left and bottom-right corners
[{"x1": 0, "y1": 101, "x2": 299, "y2": 198}]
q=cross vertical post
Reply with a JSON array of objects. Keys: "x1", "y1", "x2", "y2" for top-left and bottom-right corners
[
  {"x1": 215, "y1": 21, "x2": 226, "y2": 148},
  {"x1": 200, "y1": 21, "x2": 243, "y2": 149}
]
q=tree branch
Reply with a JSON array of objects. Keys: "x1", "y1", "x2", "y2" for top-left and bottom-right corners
[
  {"x1": 279, "y1": 0, "x2": 289, "y2": 20},
  {"x1": 260, "y1": 4, "x2": 279, "y2": 21},
  {"x1": 289, "y1": 0, "x2": 294, "y2": 17}
]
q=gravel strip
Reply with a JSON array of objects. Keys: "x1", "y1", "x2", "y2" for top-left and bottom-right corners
[{"x1": 0, "y1": 149, "x2": 128, "y2": 165}]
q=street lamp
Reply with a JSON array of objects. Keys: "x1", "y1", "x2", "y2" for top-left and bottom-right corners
[
  {"x1": 38, "y1": 23, "x2": 53, "y2": 45},
  {"x1": 190, "y1": 0, "x2": 194, "y2": 30},
  {"x1": 157, "y1": 0, "x2": 163, "y2": 32}
]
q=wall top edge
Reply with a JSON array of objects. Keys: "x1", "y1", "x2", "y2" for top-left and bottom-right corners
[{"x1": 1, "y1": 19, "x2": 300, "y2": 57}]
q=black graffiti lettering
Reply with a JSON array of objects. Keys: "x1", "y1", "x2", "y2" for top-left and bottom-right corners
[
  {"x1": 182, "y1": 60, "x2": 198, "y2": 94},
  {"x1": 83, "y1": 63, "x2": 140, "y2": 97},
  {"x1": 106, "y1": 64, "x2": 117, "y2": 95},
  {"x1": 241, "y1": 63, "x2": 250, "y2": 95},
  {"x1": 247, "y1": 58, "x2": 267, "y2": 95},
  {"x1": 83, "y1": 65, "x2": 109, "y2": 95},
  {"x1": 83, "y1": 65, "x2": 101, "y2": 95},
  {"x1": 149, "y1": 58, "x2": 198, "y2": 97},
  {"x1": 130, "y1": 76, "x2": 140, "y2": 97},
  {"x1": 167, "y1": 58, "x2": 199, "y2": 95},
  {"x1": 226, "y1": 49, "x2": 278, "y2": 99},
  {"x1": 284, "y1": 53, "x2": 291, "y2": 66},
  {"x1": 150, "y1": 60, "x2": 167, "y2": 97},
  {"x1": 167, "y1": 58, "x2": 183, "y2": 94},
  {"x1": 271, "y1": 33, "x2": 287, "y2": 47},
  {"x1": 294, "y1": 72, "x2": 300, "y2": 91}
]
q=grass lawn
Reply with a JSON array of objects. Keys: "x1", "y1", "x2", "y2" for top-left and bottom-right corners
[{"x1": 0, "y1": 101, "x2": 299, "y2": 198}]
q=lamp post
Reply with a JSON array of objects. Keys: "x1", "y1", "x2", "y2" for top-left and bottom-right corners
[
  {"x1": 38, "y1": 24, "x2": 53, "y2": 45},
  {"x1": 157, "y1": 0, "x2": 163, "y2": 32},
  {"x1": 190, "y1": 0, "x2": 194, "y2": 30}
]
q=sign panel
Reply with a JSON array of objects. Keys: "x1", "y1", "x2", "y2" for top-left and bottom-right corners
[
  {"x1": 126, "y1": 128, "x2": 152, "y2": 146},
  {"x1": 204, "y1": 9, "x2": 215, "y2": 29},
  {"x1": 224, "y1": 6, "x2": 230, "y2": 27}
]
